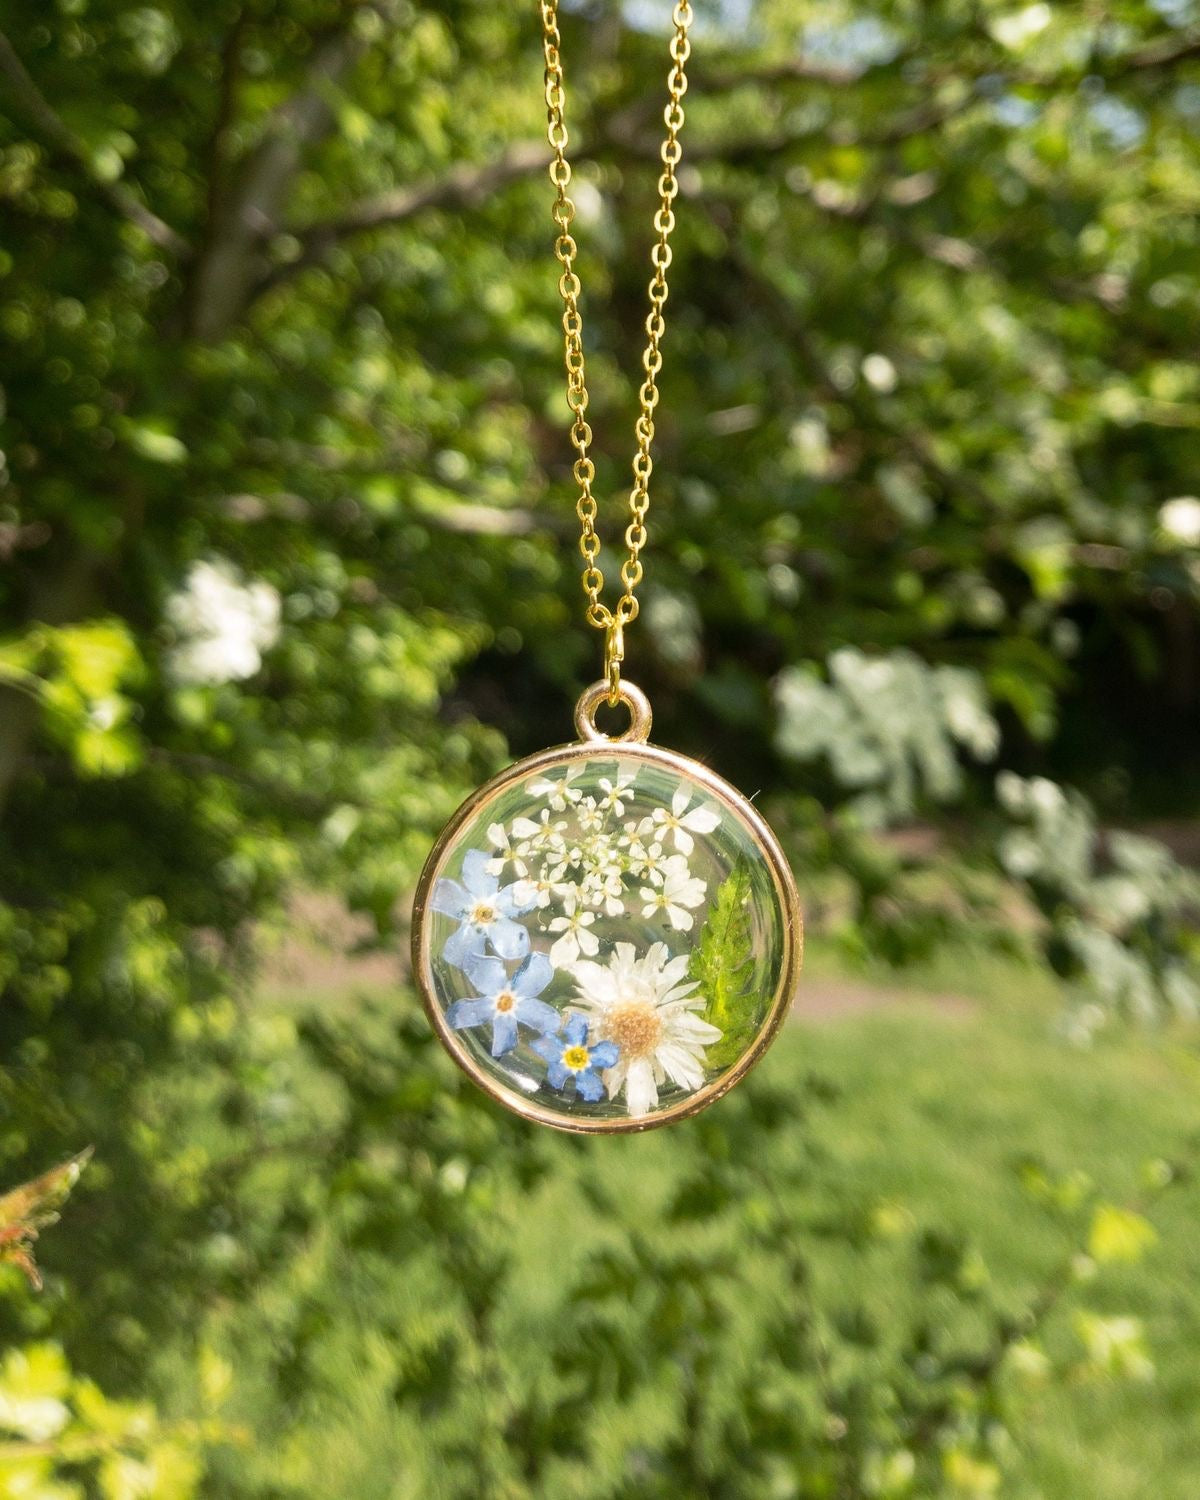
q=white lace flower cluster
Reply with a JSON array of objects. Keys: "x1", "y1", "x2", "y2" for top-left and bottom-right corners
[{"x1": 484, "y1": 768, "x2": 722, "y2": 968}]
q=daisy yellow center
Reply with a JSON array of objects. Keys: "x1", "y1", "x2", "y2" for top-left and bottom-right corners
[
  {"x1": 562, "y1": 1045, "x2": 591, "y2": 1071},
  {"x1": 605, "y1": 1001, "x2": 663, "y2": 1061},
  {"x1": 469, "y1": 902, "x2": 496, "y2": 924},
  {"x1": 494, "y1": 991, "x2": 516, "y2": 1013}
]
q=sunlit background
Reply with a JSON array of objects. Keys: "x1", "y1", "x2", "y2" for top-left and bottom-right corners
[{"x1": 1, "y1": 0, "x2": 1198, "y2": 1495}]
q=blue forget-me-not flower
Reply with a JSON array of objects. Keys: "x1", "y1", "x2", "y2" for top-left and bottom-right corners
[
  {"x1": 432, "y1": 849, "x2": 535, "y2": 967},
  {"x1": 446, "y1": 952, "x2": 560, "y2": 1057},
  {"x1": 531, "y1": 1014, "x2": 619, "y2": 1102}
]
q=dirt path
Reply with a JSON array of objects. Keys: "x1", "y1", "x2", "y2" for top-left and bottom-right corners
[
  {"x1": 795, "y1": 979, "x2": 973, "y2": 1023},
  {"x1": 260, "y1": 894, "x2": 974, "y2": 1022}
]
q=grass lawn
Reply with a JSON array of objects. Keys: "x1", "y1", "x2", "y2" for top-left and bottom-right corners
[
  {"x1": 787, "y1": 945, "x2": 1200, "y2": 1497},
  {"x1": 241, "y1": 945, "x2": 1200, "y2": 1496}
]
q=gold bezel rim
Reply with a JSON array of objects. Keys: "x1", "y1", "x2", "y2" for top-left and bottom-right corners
[{"x1": 410, "y1": 737, "x2": 804, "y2": 1134}]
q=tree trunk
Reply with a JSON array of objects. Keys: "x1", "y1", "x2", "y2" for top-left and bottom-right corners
[{"x1": 0, "y1": 556, "x2": 97, "y2": 822}]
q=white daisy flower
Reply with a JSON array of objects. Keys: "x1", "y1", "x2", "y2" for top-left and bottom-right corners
[
  {"x1": 639, "y1": 854, "x2": 707, "y2": 930},
  {"x1": 650, "y1": 785, "x2": 722, "y2": 856},
  {"x1": 547, "y1": 893, "x2": 599, "y2": 967},
  {"x1": 569, "y1": 941, "x2": 723, "y2": 1118}
]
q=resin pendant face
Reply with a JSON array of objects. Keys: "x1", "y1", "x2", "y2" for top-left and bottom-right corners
[{"x1": 412, "y1": 685, "x2": 802, "y2": 1132}]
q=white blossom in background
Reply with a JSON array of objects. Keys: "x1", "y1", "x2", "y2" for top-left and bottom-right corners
[
  {"x1": 1158, "y1": 496, "x2": 1200, "y2": 547},
  {"x1": 166, "y1": 558, "x2": 281, "y2": 685},
  {"x1": 936, "y1": 666, "x2": 1001, "y2": 760},
  {"x1": 0, "y1": 1382, "x2": 70, "y2": 1443},
  {"x1": 861, "y1": 352, "x2": 898, "y2": 393},
  {"x1": 774, "y1": 648, "x2": 1001, "y2": 823},
  {"x1": 989, "y1": 3, "x2": 1051, "y2": 50}
]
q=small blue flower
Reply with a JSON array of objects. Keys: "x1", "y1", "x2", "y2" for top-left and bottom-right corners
[
  {"x1": 531, "y1": 1014, "x2": 619, "y2": 1103},
  {"x1": 431, "y1": 849, "x2": 535, "y2": 967},
  {"x1": 446, "y1": 952, "x2": 560, "y2": 1058}
]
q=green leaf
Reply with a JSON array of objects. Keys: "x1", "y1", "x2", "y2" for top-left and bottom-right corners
[
  {"x1": 943, "y1": 1449, "x2": 1001, "y2": 1497},
  {"x1": 1088, "y1": 1203, "x2": 1158, "y2": 1265},
  {"x1": 689, "y1": 857, "x2": 757, "y2": 1071},
  {"x1": 123, "y1": 420, "x2": 187, "y2": 464},
  {"x1": 1072, "y1": 1311, "x2": 1155, "y2": 1381}
]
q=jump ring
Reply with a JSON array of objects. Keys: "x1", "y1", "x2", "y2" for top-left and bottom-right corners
[{"x1": 574, "y1": 679, "x2": 653, "y2": 745}]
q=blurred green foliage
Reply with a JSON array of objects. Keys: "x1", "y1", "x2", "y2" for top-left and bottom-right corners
[{"x1": 1, "y1": 0, "x2": 1199, "y2": 1493}]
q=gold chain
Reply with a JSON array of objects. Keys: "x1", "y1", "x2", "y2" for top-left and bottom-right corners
[{"x1": 540, "y1": 0, "x2": 693, "y2": 702}]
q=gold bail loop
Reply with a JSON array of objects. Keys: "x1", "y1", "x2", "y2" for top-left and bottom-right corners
[
  {"x1": 604, "y1": 617, "x2": 624, "y2": 705},
  {"x1": 574, "y1": 677, "x2": 653, "y2": 745}
]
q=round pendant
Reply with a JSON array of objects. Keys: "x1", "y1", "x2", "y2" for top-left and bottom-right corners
[{"x1": 411, "y1": 681, "x2": 802, "y2": 1132}]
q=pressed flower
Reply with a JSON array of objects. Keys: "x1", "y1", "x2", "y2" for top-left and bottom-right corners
[
  {"x1": 576, "y1": 799, "x2": 606, "y2": 834},
  {"x1": 650, "y1": 785, "x2": 722, "y2": 855},
  {"x1": 512, "y1": 872, "x2": 556, "y2": 910},
  {"x1": 511, "y1": 808, "x2": 568, "y2": 859},
  {"x1": 446, "y1": 952, "x2": 559, "y2": 1057},
  {"x1": 569, "y1": 942, "x2": 723, "y2": 1118},
  {"x1": 527, "y1": 768, "x2": 584, "y2": 811},
  {"x1": 547, "y1": 892, "x2": 599, "y2": 967},
  {"x1": 484, "y1": 821, "x2": 528, "y2": 879},
  {"x1": 581, "y1": 865, "x2": 625, "y2": 917},
  {"x1": 531, "y1": 1014, "x2": 619, "y2": 1102},
  {"x1": 596, "y1": 771, "x2": 636, "y2": 815},
  {"x1": 625, "y1": 834, "x2": 668, "y2": 883},
  {"x1": 431, "y1": 849, "x2": 536, "y2": 967},
  {"x1": 545, "y1": 837, "x2": 587, "y2": 883},
  {"x1": 640, "y1": 854, "x2": 707, "y2": 930}
]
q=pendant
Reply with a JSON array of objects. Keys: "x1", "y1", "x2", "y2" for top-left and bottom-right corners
[{"x1": 411, "y1": 680, "x2": 803, "y2": 1132}]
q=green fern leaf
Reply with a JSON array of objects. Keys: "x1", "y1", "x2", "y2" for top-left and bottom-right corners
[{"x1": 690, "y1": 857, "x2": 758, "y2": 1071}]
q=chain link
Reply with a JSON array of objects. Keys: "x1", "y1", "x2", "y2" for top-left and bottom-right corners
[{"x1": 540, "y1": 0, "x2": 693, "y2": 697}]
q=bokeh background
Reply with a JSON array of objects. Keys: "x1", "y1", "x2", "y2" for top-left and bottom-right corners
[{"x1": 2, "y1": 0, "x2": 1199, "y2": 1495}]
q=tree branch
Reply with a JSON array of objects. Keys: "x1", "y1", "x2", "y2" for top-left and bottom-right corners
[
  {"x1": 246, "y1": 45, "x2": 982, "y2": 307},
  {"x1": 199, "y1": 6, "x2": 249, "y2": 245},
  {"x1": 0, "y1": 28, "x2": 188, "y2": 255},
  {"x1": 684, "y1": 42, "x2": 920, "y2": 97},
  {"x1": 249, "y1": 84, "x2": 965, "y2": 306},
  {"x1": 185, "y1": 15, "x2": 373, "y2": 340},
  {"x1": 1017, "y1": 27, "x2": 1200, "y2": 85},
  {"x1": 704, "y1": 26, "x2": 1200, "y2": 95},
  {"x1": 211, "y1": 18, "x2": 1200, "y2": 322},
  {"x1": 596, "y1": 85, "x2": 979, "y2": 174},
  {"x1": 216, "y1": 487, "x2": 557, "y2": 538},
  {"x1": 715, "y1": 227, "x2": 1003, "y2": 515},
  {"x1": 249, "y1": 139, "x2": 548, "y2": 303}
]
